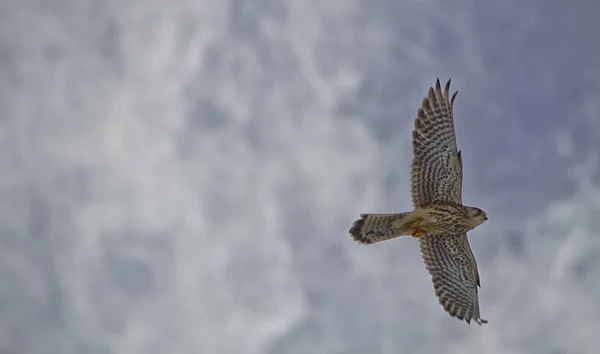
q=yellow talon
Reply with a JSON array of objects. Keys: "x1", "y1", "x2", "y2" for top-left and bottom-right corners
[
  {"x1": 412, "y1": 231, "x2": 425, "y2": 238},
  {"x1": 407, "y1": 219, "x2": 421, "y2": 229}
]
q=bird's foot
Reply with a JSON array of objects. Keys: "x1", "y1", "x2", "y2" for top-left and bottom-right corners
[
  {"x1": 408, "y1": 219, "x2": 423, "y2": 237},
  {"x1": 412, "y1": 230, "x2": 425, "y2": 238},
  {"x1": 407, "y1": 219, "x2": 421, "y2": 229}
]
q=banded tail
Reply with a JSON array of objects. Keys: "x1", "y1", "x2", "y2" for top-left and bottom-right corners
[{"x1": 349, "y1": 212, "x2": 418, "y2": 244}]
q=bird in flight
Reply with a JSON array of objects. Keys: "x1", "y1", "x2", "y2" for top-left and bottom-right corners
[{"x1": 349, "y1": 78, "x2": 488, "y2": 325}]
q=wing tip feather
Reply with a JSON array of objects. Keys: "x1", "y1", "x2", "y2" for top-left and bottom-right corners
[
  {"x1": 432, "y1": 78, "x2": 459, "y2": 106},
  {"x1": 451, "y1": 90, "x2": 458, "y2": 106},
  {"x1": 448, "y1": 307, "x2": 489, "y2": 326}
]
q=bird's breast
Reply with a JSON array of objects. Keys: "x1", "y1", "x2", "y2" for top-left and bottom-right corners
[{"x1": 416, "y1": 206, "x2": 472, "y2": 234}]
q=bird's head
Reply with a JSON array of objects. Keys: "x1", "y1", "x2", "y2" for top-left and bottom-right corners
[{"x1": 466, "y1": 206, "x2": 488, "y2": 227}]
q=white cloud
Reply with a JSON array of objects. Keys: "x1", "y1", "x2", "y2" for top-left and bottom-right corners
[{"x1": 3, "y1": 1, "x2": 600, "y2": 354}]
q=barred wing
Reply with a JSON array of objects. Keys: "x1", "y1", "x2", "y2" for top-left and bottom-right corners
[
  {"x1": 411, "y1": 79, "x2": 463, "y2": 208},
  {"x1": 419, "y1": 232, "x2": 487, "y2": 325}
]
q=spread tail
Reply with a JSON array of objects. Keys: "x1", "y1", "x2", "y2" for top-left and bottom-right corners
[{"x1": 349, "y1": 212, "x2": 418, "y2": 245}]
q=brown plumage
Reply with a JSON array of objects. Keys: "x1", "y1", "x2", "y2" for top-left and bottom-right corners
[{"x1": 348, "y1": 79, "x2": 489, "y2": 325}]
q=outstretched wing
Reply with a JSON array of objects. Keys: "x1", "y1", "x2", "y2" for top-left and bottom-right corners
[
  {"x1": 419, "y1": 232, "x2": 487, "y2": 325},
  {"x1": 411, "y1": 79, "x2": 463, "y2": 208}
]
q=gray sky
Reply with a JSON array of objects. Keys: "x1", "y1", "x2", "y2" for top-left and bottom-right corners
[{"x1": 2, "y1": 0, "x2": 600, "y2": 353}]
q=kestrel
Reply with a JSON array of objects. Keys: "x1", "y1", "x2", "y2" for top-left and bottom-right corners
[{"x1": 349, "y1": 79, "x2": 488, "y2": 325}]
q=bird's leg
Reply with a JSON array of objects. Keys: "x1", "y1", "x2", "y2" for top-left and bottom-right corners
[
  {"x1": 412, "y1": 230, "x2": 425, "y2": 238},
  {"x1": 407, "y1": 219, "x2": 421, "y2": 229},
  {"x1": 407, "y1": 219, "x2": 425, "y2": 238}
]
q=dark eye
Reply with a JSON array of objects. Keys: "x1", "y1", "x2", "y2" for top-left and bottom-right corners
[{"x1": 474, "y1": 209, "x2": 482, "y2": 215}]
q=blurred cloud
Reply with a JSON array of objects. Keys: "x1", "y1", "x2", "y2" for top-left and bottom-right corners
[{"x1": 1, "y1": 0, "x2": 600, "y2": 353}]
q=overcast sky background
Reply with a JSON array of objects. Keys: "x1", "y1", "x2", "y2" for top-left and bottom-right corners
[{"x1": 2, "y1": 0, "x2": 600, "y2": 353}]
